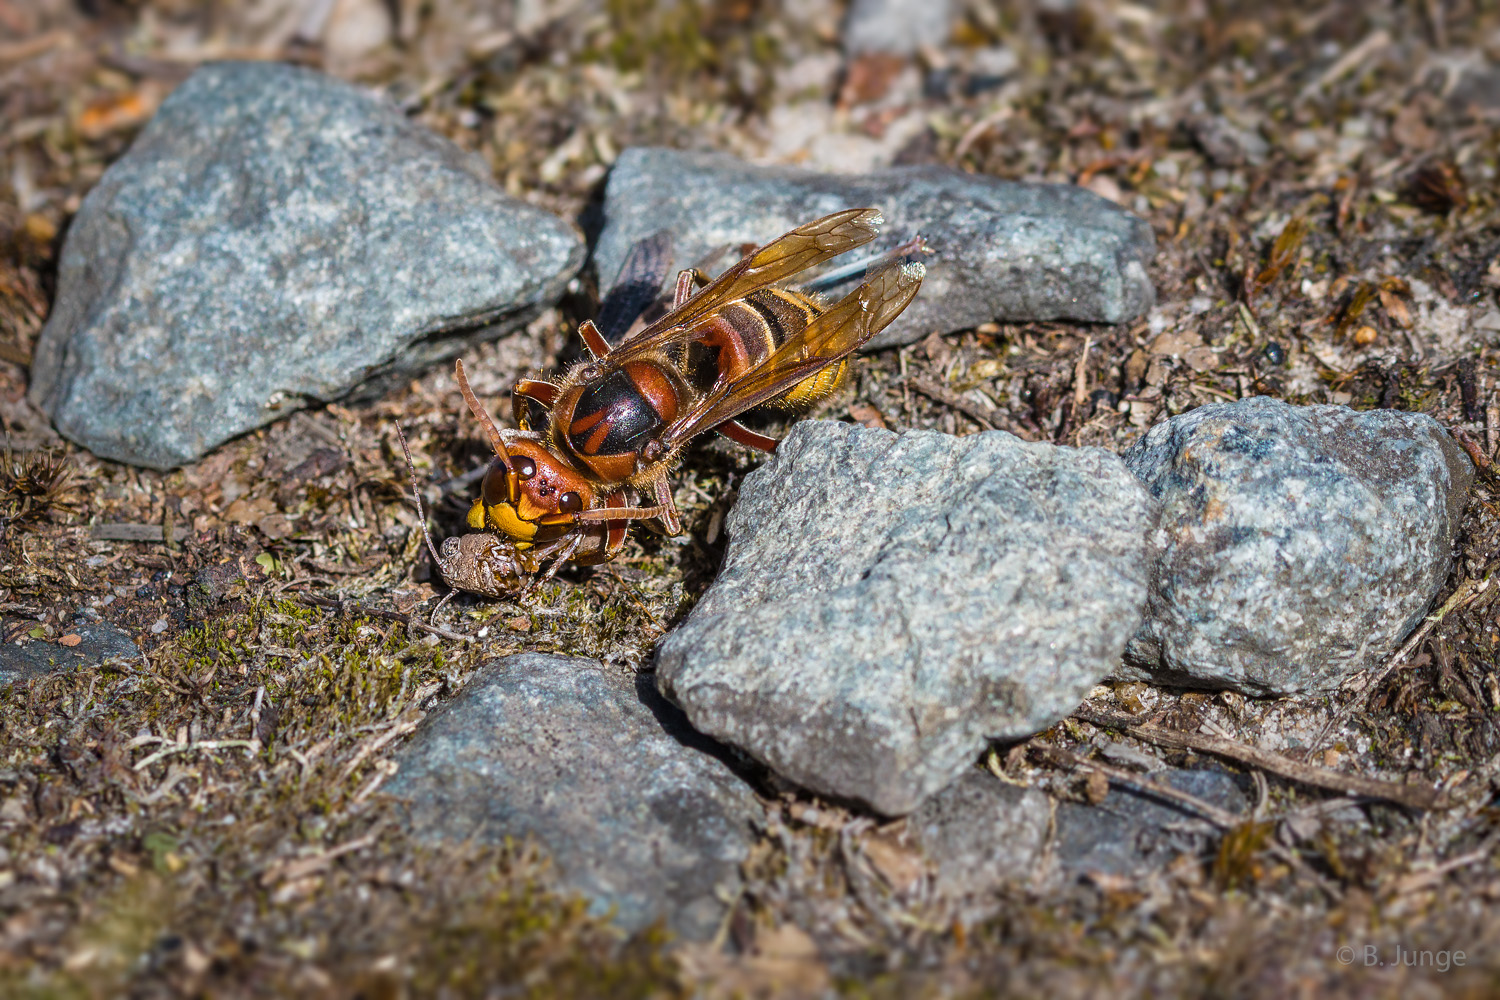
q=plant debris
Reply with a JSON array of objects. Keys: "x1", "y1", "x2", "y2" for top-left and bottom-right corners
[{"x1": 1, "y1": 0, "x2": 1499, "y2": 995}]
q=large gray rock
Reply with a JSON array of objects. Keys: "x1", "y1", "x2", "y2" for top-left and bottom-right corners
[
  {"x1": 1120, "y1": 397, "x2": 1473, "y2": 694},
  {"x1": 388, "y1": 654, "x2": 762, "y2": 940},
  {"x1": 656, "y1": 420, "x2": 1155, "y2": 816},
  {"x1": 595, "y1": 147, "x2": 1155, "y2": 350},
  {"x1": 31, "y1": 61, "x2": 584, "y2": 469}
]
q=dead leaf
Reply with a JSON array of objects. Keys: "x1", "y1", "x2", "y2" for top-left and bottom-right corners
[
  {"x1": 1124, "y1": 348, "x2": 1149, "y2": 392},
  {"x1": 1144, "y1": 357, "x2": 1170, "y2": 388},
  {"x1": 750, "y1": 922, "x2": 829, "y2": 994},
  {"x1": 224, "y1": 496, "x2": 277, "y2": 524},
  {"x1": 1083, "y1": 173, "x2": 1125, "y2": 205},
  {"x1": 1390, "y1": 103, "x2": 1437, "y2": 149},
  {"x1": 847, "y1": 403, "x2": 888, "y2": 430},
  {"x1": 1149, "y1": 329, "x2": 1203, "y2": 357},
  {"x1": 1379, "y1": 287, "x2": 1412, "y2": 328},
  {"x1": 256, "y1": 514, "x2": 295, "y2": 540},
  {"x1": 1183, "y1": 346, "x2": 1218, "y2": 372},
  {"x1": 57, "y1": 633, "x2": 81, "y2": 647},
  {"x1": 921, "y1": 330, "x2": 953, "y2": 369},
  {"x1": 1249, "y1": 216, "x2": 1307, "y2": 298},
  {"x1": 76, "y1": 86, "x2": 161, "y2": 140},
  {"x1": 839, "y1": 52, "x2": 907, "y2": 106},
  {"x1": 757, "y1": 922, "x2": 819, "y2": 960}
]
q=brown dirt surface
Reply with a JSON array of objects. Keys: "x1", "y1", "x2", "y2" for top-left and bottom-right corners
[{"x1": 2, "y1": 0, "x2": 1500, "y2": 996}]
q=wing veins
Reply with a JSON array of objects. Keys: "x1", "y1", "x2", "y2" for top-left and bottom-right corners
[
  {"x1": 664, "y1": 260, "x2": 924, "y2": 448},
  {"x1": 601, "y1": 207, "x2": 884, "y2": 365}
]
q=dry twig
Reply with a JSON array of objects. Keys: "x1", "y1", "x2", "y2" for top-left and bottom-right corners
[
  {"x1": 905, "y1": 377, "x2": 998, "y2": 429},
  {"x1": 1035, "y1": 744, "x2": 1341, "y2": 899},
  {"x1": 1308, "y1": 576, "x2": 1492, "y2": 755}
]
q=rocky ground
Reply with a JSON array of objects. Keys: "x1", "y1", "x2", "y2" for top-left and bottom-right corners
[{"x1": 1, "y1": 0, "x2": 1500, "y2": 996}]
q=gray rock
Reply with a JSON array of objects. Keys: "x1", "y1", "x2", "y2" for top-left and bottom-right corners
[
  {"x1": 388, "y1": 654, "x2": 763, "y2": 940},
  {"x1": 31, "y1": 62, "x2": 584, "y2": 470},
  {"x1": 896, "y1": 769, "x2": 1247, "y2": 892},
  {"x1": 843, "y1": 0, "x2": 954, "y2": 57},
  {"x1": 908, "y1": 772, "x2": 1051, "y2": 899},
  {"x1": 1120, "y1": 397, "x2": 1473, "y2": 695},
  {"x1": 595, "y1": 148, "x2": 1155, "y2": 351},
  {"x1": 656, "y1": 420, "x2": 1155, "y2": 816},
  {"x1": 1054, "y1": 768, "x2": 1249, "y2": 878},
  {"x1": 0, "y1": 621, "x2": 139, "y2": 685}
]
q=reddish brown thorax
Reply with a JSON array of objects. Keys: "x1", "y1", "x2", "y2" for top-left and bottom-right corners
[{"x1": 551, "y1": 359, "x2": 686, "y2": 481}]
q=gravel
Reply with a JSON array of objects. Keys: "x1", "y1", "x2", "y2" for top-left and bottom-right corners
[
  {"x1": 594, "y1": 147, "x2": 1156, "y2": 350},
  {"x1": 30, "y1": 61, "x2": 584, "y2": 470},
  {"x1": 388, "y1": 654, "x2": 763, "y2": 940},
  {"x1": 656, "y1": 419, "x2": 1155, "y2": 816},
  {"x1": 1119, "y1": 396, "x2": 1474, "y2": 694}
]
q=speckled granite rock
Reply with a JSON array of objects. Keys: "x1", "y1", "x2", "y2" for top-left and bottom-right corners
[
  {"x1": 656, "y1": 420, "x2": 1155, "y2": 816},
  {"x1": 30, "y1": 61, "x2": 584, "y2": 470},
  {"x1": 388, "y1": 654, "x2": 762, "y2": 940},
  {"x1": 1120, "y1": 397, "x2": 1473, "y2": 695},
  {"x1": 595, "y1": 147, "x2": 1155, "y2": 350},
  {"x1": 0, "y1": 620, "x2": 139, "y2": 685},
  {"x1": 908, "y1": 773, "x2": 1051, "y2": 900},
  {"x1": 905, "y1": 768, "x2": 1250, "y2": 889}
]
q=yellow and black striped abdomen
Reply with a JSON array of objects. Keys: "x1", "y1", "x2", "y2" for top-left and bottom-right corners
[{"x1": 683, "y1": 288, "x2": 847, "y2": 408}]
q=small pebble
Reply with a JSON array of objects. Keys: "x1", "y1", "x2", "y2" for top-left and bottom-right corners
[{"x1": 150, "y1": 618, "x2": 169, "y2": 634}]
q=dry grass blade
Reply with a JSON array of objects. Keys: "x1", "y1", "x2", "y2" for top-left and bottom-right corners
[{"x1": 1386, "y1": 827, "x2": 1500, "y2": 897}]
